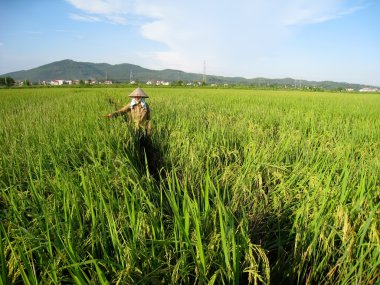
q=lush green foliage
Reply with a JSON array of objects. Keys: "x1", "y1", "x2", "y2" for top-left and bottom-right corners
[
  {"x1": 0, "y1": 77, "x2": 15, "y2": 87},
  {"x1": 1, "y1": 87, "x2": 379, "y2": 284}
]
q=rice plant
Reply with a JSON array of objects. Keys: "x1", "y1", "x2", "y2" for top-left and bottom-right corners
[{"x1": 0, "y1": 87, "x2": 379, "y2": 284}]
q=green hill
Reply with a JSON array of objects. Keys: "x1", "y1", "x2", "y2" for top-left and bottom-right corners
[
  {"x1": 1, "y1": 59, "x2": 377, "y2": 90},
  {"x1": 1, "y1": 59, "x2": 203, "y2": 83}
]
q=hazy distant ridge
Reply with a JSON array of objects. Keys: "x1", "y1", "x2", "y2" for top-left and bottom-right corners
[{"x1": 2, "y1": 59, "x2": 377, "y2": 90}]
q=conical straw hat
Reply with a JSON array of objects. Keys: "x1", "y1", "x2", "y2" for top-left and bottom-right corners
[{"x1": 128, "y1": 87, "x2": 149, "y2": 98}]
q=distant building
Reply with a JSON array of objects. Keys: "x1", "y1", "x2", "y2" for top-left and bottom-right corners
[
  {"x1": 359, "y1": 87, "x2": 379, "y2": 92},
  {"x1": 50, "y1": 79, "x2": 65, "y2": 85},
  {"x1": 84, "y1": 80, "x2": 97, "y2": 84},
  {"x1": 156, "y1": 80, "x2": 169, "y2": 86}
]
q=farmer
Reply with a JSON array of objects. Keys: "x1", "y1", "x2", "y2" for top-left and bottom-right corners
[
  {"x1": 106, "y1": 87, "x2": 151, "y2": 136},
  {"x1": 106, "y1": 87, "x2": 161, "y2": 177}
]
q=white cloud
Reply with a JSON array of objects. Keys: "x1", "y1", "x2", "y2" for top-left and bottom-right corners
[
  {"x1": 281, "y1": 1, "x2": 365, "y2": 26},
  {"x1": 135, "y1": 1, "x2": 289, "y2": 73},
  {"x1": 104, "y1": 14, "x2": 128, "y2": 25},
  {"x1": 135, "y1": 1, "x2": 362, "y2": 74},
  {"x1": 66, "y1": 0, "x2": 132, "y2": 14},
  {"x1": 66, "y1": 0, "x2": 136, "y2": 24},
  {"x1": 69, "y1": 13, "x2": 101, "y2": 22},
  {"x1": 65, "y1": 0, "x2": 366, "y2": 76}
]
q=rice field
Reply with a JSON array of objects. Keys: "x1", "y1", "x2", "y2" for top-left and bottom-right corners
[{"x1": 0, "y1": 87, "x2": 379, "y2": 284}]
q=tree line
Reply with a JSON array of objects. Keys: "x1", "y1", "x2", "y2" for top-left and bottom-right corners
[{"x1": 0, "y1": 77, "x2": 15, "y2": 87}]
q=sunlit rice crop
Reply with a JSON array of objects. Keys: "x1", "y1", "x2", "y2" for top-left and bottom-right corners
[{"x1": 1, "y1": 87, "x2": 379, "y2": 284}]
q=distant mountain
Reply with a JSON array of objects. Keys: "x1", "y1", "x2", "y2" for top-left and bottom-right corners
[
  {"x1": 1, "y1": 59, "x2": 377, "y2": 90},
  {"x1": 1, "y1": 59, "x2": 204, "y2": 84}
]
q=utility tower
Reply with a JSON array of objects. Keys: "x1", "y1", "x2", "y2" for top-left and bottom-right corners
[
  {"x1": 203, "y1": 60, "x2": 207, "y2": 84},
  {"x1": 130, "y1": 70, "x2": 133, "y2": 83}
]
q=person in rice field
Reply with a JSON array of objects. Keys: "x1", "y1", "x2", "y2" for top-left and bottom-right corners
[
  {"x1": 106, "y1": 87, "x2": 162, "y2": 179},
  {"x1": 106, "y1": 87, "x2": 152, "y2": 136}
]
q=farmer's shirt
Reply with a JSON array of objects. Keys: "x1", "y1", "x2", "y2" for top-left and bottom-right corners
[{"x1": 111, "y1": 101, "x2": 151, "y2": 133}]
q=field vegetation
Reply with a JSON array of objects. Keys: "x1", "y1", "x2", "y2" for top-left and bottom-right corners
[{"x1": 0, "y1": 87, "x2": 379, "y2": 284}]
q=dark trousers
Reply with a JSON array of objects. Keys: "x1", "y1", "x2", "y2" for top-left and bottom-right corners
[{"x1": 134, "y1": 129, "x2": 162, "y2": 179}]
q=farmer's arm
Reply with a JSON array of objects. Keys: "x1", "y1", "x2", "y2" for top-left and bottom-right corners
[{"x1": 106, "y1": 103, "x2": 131, "y2": 118}]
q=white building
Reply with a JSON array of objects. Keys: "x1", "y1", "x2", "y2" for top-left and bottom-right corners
[{"x1": 359, "y1": 87, "x2": 379, "y2": 92}]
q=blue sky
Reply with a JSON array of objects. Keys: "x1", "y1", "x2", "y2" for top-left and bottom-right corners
[{"x1": 0, "y1": 0, "x2": 379, "y2": 86}]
